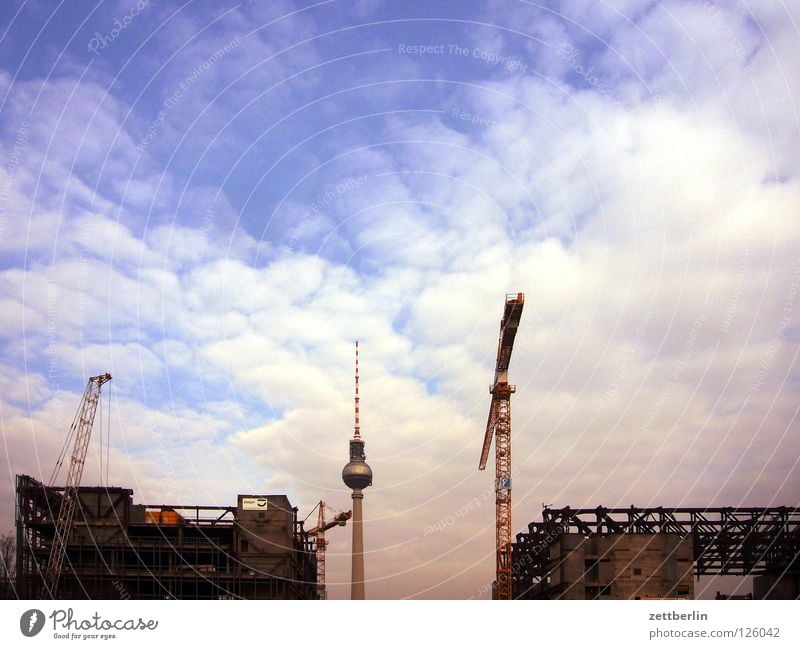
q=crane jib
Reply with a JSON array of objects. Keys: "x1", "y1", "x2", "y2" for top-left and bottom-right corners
[{"x1": 493, "y1": 297, "x2": 524, "y2": 382}]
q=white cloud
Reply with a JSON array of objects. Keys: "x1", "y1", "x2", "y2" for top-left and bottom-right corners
[{"x1": 1, "y1": 0, "x2": 798, "y2": 600}]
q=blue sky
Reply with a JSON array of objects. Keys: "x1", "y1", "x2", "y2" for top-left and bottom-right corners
[{"x1": 1, "y1": 0, "x2": 799, "y2": 599}]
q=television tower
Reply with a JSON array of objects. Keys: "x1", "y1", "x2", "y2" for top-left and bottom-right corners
[{"x1": 342, "y1": 341, "x2": 372, "y2": 599}]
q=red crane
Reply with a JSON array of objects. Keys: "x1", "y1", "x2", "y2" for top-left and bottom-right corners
[
  {"x1": 479, "y1": 294, "x2": 524, "y2": 600},
  {"x1": 305, "y1": 501, "x2": 351, "y2": 599}
]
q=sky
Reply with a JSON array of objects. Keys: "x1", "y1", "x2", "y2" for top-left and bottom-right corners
[{"x1": 0, "y1": 0, "x2": 798, "y2": 600}]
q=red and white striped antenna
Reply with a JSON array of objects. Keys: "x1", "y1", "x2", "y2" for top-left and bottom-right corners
[{"x1": 354, "y1": 340, "x2": 360, "y2": 439}]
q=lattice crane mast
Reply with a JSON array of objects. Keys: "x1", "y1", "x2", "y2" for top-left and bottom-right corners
[
  {"x1": 45, "y1": 372, "x2": 112, "y2": 598},
  {"x1": 479, "y1": 293, "x2": 524, "y2": 600},
  {"x1": 305, "y1": 501, "x2": 351, "y2": 599}
]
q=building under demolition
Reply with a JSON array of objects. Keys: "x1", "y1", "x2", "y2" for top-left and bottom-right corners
[
  {"x1": 528, "y1": 532, "x2": 695, "y2": 600},
  {"x1": 15, "y1": 474, "x2": 318, "y2": 599},
  {"x1": 512, "y1": 506, "x2": 800, "y2": 600}
]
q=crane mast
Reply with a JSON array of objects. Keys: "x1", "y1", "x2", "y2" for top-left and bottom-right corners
[
  {"x1": 45, "y1": 372, "x2": 112, "y2": 597},
  {"x1": 479, "y1": 293, "x2": 524, "y2": 600},
  {"x1": 305, "y1": 501, "x2": 351, "y2": 599}
]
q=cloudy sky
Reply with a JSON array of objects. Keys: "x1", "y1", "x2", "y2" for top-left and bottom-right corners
[{"x1": 0, "y1": 0, "x2": 798, "y2": 599}]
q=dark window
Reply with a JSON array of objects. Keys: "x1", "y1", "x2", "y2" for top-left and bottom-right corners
[
  {"x1": 240, "y1": 539, "x2": 249, "y2": 552},
  {"x1": 634, "y1": 568, "x2": 642, "y2": 576},
  {"x1": 585, "y1": 559, "x2": 599, "y2": 581}
]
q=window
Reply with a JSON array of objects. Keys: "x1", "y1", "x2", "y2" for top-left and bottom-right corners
[
  {"x1": 240, "y1": 539, "x2": 249, "y2": 552},
  {"x1": 634, "y1": 568, "x2": 642, "y2": 576},
  {"x1": 584, "y1": 559, "x2": 599, "y2": 582}
]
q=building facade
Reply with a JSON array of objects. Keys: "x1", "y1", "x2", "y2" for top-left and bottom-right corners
[
  {"x1": 15, "y1": 475, "x2": 317, "y2": 599},
  {"x1": 512, "y1": 506, "x2": 800, "y2": 600},
  {"x1": 537, "y1": 533, "x2": 694, "y2": 599}
]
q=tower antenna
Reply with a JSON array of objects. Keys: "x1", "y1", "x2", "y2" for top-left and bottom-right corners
[{"x1": 354, "y1": 340, "x2": 360, "y2": 439}]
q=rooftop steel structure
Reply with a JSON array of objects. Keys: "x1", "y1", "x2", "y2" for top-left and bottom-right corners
[{"x1": 512, "y1": 506, "x2": 800, "y2": 599}]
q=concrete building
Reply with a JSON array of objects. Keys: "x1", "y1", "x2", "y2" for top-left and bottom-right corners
[
  {"x1": 512, "y1": 506, "x2": 800, "y2": 600},
  {"x1": 15, "y1": 474, "x2": 317, "y2": 599},
  {"x1": 542, "y1": 533, "x2": 694, "y2": 599}
]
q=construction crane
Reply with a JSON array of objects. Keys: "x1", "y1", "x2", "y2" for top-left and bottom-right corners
[
  {"x1": 479, "y1": 293, "x2": 524, "y2": 600},
  {"x1": 45, "y1": 372, "x2": 112, "y2": 598},
  {"x1": 305, "y1": 501, "x2": 351, "y2": 599}
]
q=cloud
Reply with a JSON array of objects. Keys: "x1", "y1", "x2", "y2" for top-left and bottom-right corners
[{"x1": 1, "y1": 1, "x2": 798, "y2": 600}]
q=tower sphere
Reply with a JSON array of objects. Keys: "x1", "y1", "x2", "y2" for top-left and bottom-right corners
[{"x1": 342, "y1": 458, "x2": 373, "y2": 490}]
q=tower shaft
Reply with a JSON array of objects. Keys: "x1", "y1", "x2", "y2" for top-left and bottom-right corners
[{"x1": 350, "y1": 490, "x2": 365, "y2": 600}]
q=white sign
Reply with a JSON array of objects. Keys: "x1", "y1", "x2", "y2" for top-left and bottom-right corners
[{"x1": 241, "y1": 497, "x2": 269, "y2": 510}]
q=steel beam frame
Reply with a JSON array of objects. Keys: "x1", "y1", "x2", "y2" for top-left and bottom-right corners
[{"x1": 512, "y1": 506, "x2": 800, "y2": 599}]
